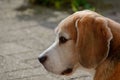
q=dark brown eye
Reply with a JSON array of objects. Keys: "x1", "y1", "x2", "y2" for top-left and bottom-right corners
[{"x1": 59, "y1": 36, "x2": 68, "y2": 43}]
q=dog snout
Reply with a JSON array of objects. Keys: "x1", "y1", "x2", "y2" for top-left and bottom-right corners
[{"x1": 38, "y1": 56, "x2": 47, "y2": 64}]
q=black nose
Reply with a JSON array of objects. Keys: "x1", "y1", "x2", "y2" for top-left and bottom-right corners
[{"x1": 38, "y1": 56, "x2": 47, "y2": 64}]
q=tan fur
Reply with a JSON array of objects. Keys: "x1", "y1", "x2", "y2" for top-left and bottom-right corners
[
  {"x1": 57, "y1": 10, "x2": 120, "y2": 80},
  {"x1": 39, "y1": 10, "x2": 120, "y2": 80}
]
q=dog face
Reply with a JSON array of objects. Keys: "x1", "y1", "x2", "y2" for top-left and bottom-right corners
[
  {"x1": 38, "y1": 10, "x2": 113, "y2": 75},
  {"x1": 38, "y1": 16, "x2": 79, "y2": 75}
]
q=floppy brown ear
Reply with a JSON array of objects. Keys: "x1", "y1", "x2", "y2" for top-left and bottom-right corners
[{"x1": 75, "y1": 15, "x2": 113, "y2": 68}]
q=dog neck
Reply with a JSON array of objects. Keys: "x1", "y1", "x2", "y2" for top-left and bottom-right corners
[
  {"x1": 94, "y1": 43, "x2": 120, "y2": 80},
  {"x1": 94, "y1": 47, "x2": 120, "y2": 80},
  {"x1": 94, "y1": 59, "x2": 115, "y2": 80}
]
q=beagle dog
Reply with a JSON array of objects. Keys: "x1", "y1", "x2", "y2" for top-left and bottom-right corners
[{"x1": 38, "y1": 10, "x2": 120, "y2": 80}]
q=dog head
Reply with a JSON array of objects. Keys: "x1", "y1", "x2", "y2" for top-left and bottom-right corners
[{"x1": 38, "y1": 10, "x2": 113, "y2": 75}]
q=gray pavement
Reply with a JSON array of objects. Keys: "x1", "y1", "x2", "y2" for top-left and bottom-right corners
[{"x1": 0, "y1": 0, "x2": 120, "y2": 80}]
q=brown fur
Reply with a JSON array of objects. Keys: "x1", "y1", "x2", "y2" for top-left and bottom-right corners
[
  {"x1": 55, "y1": 16, "x2": 77, "y2": 43},
  {"x1": 94, "y1": 19, "x2": 120, "y2": 80},
  {"x1": 76, "y1": 15, "x2": 113, "y2": 68},
  {"x1": 59, "y1": 10, "x2": 120, "y2": 80}
]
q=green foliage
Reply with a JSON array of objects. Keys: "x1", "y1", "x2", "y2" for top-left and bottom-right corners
[
  {"x1": 28, "y1": 0, "x2": 95, "y2": 12},
  {"x1": 71, "y1": 0, "x2": 95, "y2": 11}
]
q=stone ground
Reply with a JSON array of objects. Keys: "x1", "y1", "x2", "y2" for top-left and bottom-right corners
[{"x1": 0, "y1": 0, "x2": 120, "y2": 80}]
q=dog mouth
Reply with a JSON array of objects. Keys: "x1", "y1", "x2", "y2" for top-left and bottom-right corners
[{"x1": 61, "y1": 68, "x2": 73, "y2": 75}]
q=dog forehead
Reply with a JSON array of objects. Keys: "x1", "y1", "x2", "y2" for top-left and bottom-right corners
[
  {"x1": 55, "y1": 10, "x2": 97, "y2": 32},
  {"x1": 55, "y1": 16, "x2": 77, "y2": 40},
  {"x1": 55, "y1": 10, "x2": 100, "y2": 38}
]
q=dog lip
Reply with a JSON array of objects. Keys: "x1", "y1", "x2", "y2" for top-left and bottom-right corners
[{"x1": 61, "y1": 68, "x2": 73, "y2": 75}]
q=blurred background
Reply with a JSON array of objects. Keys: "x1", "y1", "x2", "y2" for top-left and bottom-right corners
[{"x1": 0, "y1": 0, "x2": 120, "y2": 80}]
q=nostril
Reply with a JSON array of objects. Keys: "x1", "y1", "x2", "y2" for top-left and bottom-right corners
[{"x1": 38, "y1": 56, "x2": 47, "y2": 64}]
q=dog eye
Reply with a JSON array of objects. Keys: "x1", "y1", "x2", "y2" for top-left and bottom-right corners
[{"x1": 59, "y1": 36, "x2": 68, "y2": 43}]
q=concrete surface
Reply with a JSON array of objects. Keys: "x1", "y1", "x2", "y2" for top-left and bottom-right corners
[{"x1": 0, "y1": 0, "x2": 120, "y2": 80}]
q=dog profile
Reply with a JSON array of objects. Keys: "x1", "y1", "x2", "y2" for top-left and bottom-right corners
[{"x1": 38, "y1": 10, "x2": 120, "y2": 80}]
